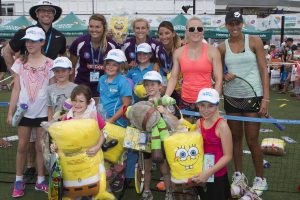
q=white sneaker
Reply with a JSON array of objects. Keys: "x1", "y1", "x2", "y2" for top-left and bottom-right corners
[
  {"x1": 231, "y1": 172, "x2": 248, "y2": 198},
  {"x1": 240, "y1": 187, "x2": 262, "y2": 200},
  {"x1": 252, "y1": 177, "x2": 268, "y2": 196}
]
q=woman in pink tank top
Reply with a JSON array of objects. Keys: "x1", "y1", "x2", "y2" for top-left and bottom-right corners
[
  {"x1": 165, "y1": 17, "x2": 223, "y2": 113},
  {"x1": 193, "y1": 88, "x2": 232, "y2": 200}
]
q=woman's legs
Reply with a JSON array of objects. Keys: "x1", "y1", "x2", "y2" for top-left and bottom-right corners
[{"x1": 243, "y1": 113, "x2": 263, "y2": 178}]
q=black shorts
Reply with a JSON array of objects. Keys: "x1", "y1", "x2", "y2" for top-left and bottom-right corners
[
  {"x1": 195, "y1": 173, "x2": 231, "y2": 200},
  {"x1": 19, "y1": 117, "x2": 48, "y2": 127},
  {"x1": 224, "y1": 96, "x2": 262, "y2": 113}
]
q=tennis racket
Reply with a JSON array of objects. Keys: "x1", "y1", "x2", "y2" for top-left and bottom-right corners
[{"x1": 223, "y1": 76, "x2": 285, "y2": 131}]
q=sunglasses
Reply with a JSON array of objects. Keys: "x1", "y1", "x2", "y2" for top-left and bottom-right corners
[{"x1": 188, "y1": 26, "x2": 204, "y2": 33}]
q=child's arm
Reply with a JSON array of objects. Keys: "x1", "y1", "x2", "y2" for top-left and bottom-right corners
[
  {"x1": 7, "y1": 74, "x2": 20, "y2": 125},
  {"x1": 106, "y1": 96, "x2": 132, "y2": 123},
  {"x1": 192, "y1": 120, "x2": 232, "y2": 184},
  {"x1": 48, "y1": 106, "x2": 54, "y2": 121},
  {"x1": 86, "y1": 131, "x2": 105, "y2": 157}
]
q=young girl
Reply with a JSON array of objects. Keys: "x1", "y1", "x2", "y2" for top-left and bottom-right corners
[
  {"x1": 98, "y1": 49, "x2": 132, "y2": 127},
  {"x1": 7, "y1": 27, "x2": 55, "y2": 198},
  {"x1": 65, "y1": 85, "x2": 105, "y2": 156},
  {"x1": 192, "y1": 88, "x2": 232, "y2": 200},
  {"x1": 141, "y1": 71, "x2": 174, "y2": 200}
]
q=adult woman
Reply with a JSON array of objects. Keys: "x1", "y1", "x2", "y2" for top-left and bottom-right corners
[
  {"x1": 123, "y1": 18, "x2": 161, "y2": 69},
  {"x1": 165, "y1": 17, "x2": 222, "y2": 113},
  {"x1": 218, "y1": 11, "x2": 269, "y2": 199},
  {"x1": 69, "y1": 14, "x2": 117, "y2": 97}
]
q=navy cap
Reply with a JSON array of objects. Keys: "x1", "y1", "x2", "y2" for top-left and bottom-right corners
[{"x1": 225, "y1": 11, "x2": 243, "y2": 24}]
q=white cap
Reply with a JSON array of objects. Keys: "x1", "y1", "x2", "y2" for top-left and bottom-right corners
[
  {"x1": 21, "y1": 27, "x2": 45, "y2": 41},
  {"x1": 51, "y1": 57, "x2": 72, "y2": 70},
  {"x1": 196, "y1": 88, "x2": 220, "y2": 104},
  {"x1": 143, "y1": 71, "x2": 163, "y2": 83},
  {"x1": 264, "y1": 45, "x2": 270, "y2": 50},
  {"x1": 104, "y1": 49, "x2": 127, "y2": 63},
  {"x1": 136, "y1": 43, "x2": 152, "y2": 53}
]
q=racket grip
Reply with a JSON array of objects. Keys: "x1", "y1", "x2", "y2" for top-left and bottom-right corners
[{"x1": 265, "y1": 114, "x2": 286, "y2": 131}]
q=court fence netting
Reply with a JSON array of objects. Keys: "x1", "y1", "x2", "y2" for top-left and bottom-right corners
[{"x1": 0, "y1": 102, "x2": 299, "y2": 194}]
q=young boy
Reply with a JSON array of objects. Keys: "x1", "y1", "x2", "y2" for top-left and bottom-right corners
[
  {"x1": 47, "y1": 57, "x2": 77, "y2": 121},
  {"x1": 141, "y1": 70, "x2": 174, "y2": 200}
]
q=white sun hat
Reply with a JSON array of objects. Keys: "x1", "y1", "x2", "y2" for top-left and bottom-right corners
[
  {"x1": 21, "y1": 27, "x2": 45, "y2": 41},
  {"x1": 196, "y1": 88, "x2": 220, "y2": 104}
]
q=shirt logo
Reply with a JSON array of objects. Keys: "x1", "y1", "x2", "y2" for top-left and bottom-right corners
[
  {"x1": 129, "y1": 52, "x2": 135, "y2": 59},
  {"x1": 84, "y1": 52, "x2": 90, "y2": 59},
  {"x1": 109, "y1": 87, "x2": 118, "y2": 93}
]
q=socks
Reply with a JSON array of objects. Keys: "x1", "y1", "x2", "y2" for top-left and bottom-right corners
[
  {"x1": 16, "y1": 175, "x2": 23, "y2": 182},
  {"x1": 37, "y1": 176, "x2": 45, "y2": 184}
]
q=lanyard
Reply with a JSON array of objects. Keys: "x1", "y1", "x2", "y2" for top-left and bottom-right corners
[
  {"x1": 90, "y1": 41, "x2": 102, "y2": 71},
  {"x1": 44, "y1": 31, "x2": 52, "y2": 55},
  {"x1": 162, "y1": 51, "x2": 173, "y2": 73}
]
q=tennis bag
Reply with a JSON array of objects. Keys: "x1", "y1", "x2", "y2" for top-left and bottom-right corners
[
  {"x1": 261, "y1": 138, "x2": 285, "y2": 156},
  {"x1": 164, "y1": 132, "x2": 204, "y2": 188},
  {"x1": 48, "y1": 119, "x2": 114, "y2": 200}
]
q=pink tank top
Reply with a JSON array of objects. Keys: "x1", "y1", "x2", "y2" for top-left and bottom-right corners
[
  {"x1": 180, "y1": 43, "x2": 213, "y2": 103},
  {"x1": 200, "y1": 117, "x2": 227, "y2": 177}
]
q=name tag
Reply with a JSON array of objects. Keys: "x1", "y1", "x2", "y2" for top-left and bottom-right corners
[{"x1": 90, "y1": 71, "x2": 99, "y2": 82}]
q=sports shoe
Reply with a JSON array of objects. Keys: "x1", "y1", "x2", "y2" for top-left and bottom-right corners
[
  {"x1": 252, "y1": 177, "x2": 268, "y2": 196},
  {"x1": 231, "y1": 172, "x2": 248, "y2": 198},
  {"x1": 12, "y1": 181, "x2": 25, "y2": 198},
  {"x1": 165, "y1": 191, "x2": 174, "y2": 200},
  {"x1": 23, "y1": 167, "x2": 36, "y2": 183},
  {"x1": 140, "y1": 190, "x2": 154, "y2": 200},
  {"x1": 110, "y1": 174, "x2": 125, "y2": 193},
  {"x1": 240, "y1": 187, "x2": 262, "y2": 200},
  {"x1": 35, "y1": 180, "x2": 48, "y2": 193}
]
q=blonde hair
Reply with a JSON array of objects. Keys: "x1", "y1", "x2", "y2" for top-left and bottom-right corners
[
  {"x1": 185, "y1": 17, "x2": 203, "y2": 43},
  {"x1": 89, "y1": 14, "x2": 108, "y2": 53},
  {"x1": 132, "y1": 18, "x2": 150, "y2": 30}
]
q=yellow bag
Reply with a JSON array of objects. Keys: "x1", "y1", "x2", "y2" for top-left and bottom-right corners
[
  {"x1": 123, "y1": 126, "x2": 151, "y2": 153},
  {"x1": 48, "y1": 119, "x2": 114, "y2": 200},
  {"x1": 164, "y1": 132, "x2": 204, "y2": 185},
  {"x1": 103, "y1": 123, "x2": 126, "y2": 164}
]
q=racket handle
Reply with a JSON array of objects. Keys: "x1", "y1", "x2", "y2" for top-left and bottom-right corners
[{"x1": 265, "y1": 114, "x2": 286, "y2": 131}]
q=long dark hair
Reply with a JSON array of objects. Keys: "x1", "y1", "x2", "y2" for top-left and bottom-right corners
[{"x1": 158, "y1": 21, "x2": 181, "y2": 50}]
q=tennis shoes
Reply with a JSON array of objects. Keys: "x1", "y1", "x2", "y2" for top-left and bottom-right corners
[
  {"x1": 12, "y1": 180, "x2": 48, "y2": 198},
  {"x1": 231, "y1": 172, "x2": 267, "y2": 199}
]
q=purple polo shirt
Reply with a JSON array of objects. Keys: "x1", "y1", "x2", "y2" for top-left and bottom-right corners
[
  {"x1": 156, "y1": 45, "x2": 173, "y2": 76},
  {"x1": 69, "y1": 34, "x2": 117, "y2": 97},
  {"x1": 122, "y1": 36, "x2": 162, "y2": 64}
]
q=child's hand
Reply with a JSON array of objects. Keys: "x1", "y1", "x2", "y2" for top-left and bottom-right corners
[
  {"x1": 7, "y1": 114, "x2": 12, "y2": 126},
  {"x1": 106, "y1": 118, "x2": 114, "y2": 124},
  {"x1": 86, "y1": 145, "x2": 100, "y2": 157},
  {"x1": 50, "y1": 143, "x2": 58, "y2": 153},
  {"x1": 156, "y1": 105, "x2": 166, "y2": 114},
  {"x1": 192, "y1": 171, "x2": 210, "y2": 185}
]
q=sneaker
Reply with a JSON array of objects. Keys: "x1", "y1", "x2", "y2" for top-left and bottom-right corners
[
  {"x1": 231, "y1": 172, "x2": 248, "y2": 198},
  {"x1": 35, "y1": 180, "x2": 48, "y2": 193},
  {"x1": 252, "y1": 177, "x2": 268, "y2": 196},
  {"x1": 165, "y1": 191, "x2": 173, "y2": 200},
  {"x1": 12, "y1": 181, "x2": 25, "y2": 198},
  {"x1": 240, "y1": 187, "x2": 262, "y2": 200},
  {"x1": 23, "y1": 167, "x2": 36, "y2": 183},
  {"x1": 156, "y1": 181, "x2": 166, "y2": 191},
  {"x1": 110, "y1": 174, "x2": 125, "y2": 193},
  {"x1": 140, "y1": 190, "x2": 153, "y2": 200}
]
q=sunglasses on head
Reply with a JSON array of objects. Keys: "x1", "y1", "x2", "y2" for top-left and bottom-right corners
[{"x1": 188, "y1": 26, "x2": 204, "y2": 33}]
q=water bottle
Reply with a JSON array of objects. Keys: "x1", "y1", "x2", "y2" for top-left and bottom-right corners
[
  {"x1": 263, "y1": 159, "x2": 271, "y2": 168},
  {"x1": 12, "y1": 103, "x2": 28, "y2": 127}
]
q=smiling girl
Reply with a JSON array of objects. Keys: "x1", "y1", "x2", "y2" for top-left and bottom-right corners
[
  {"x1": 70, "y1": 14, "x2": 117, "y2": 97},
  {"x1": 7, "y1": 27, "x2": 55, "y2": 198}
]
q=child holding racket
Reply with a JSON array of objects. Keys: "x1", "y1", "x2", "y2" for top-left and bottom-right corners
[
  {"x1": 218, "y1": 10, "x2": 269, "y2": 198},
  {"x1": 193, "y1": 88, "x2": 232, "y2": 200}
]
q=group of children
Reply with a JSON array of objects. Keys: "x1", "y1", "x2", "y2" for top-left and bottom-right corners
[{"x1": 8, "y1": 26, "x2": 234, "y2": 200}]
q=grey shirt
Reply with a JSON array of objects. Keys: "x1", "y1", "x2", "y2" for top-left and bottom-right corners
[{"x1": 47, "y1": 82, "x2": 77, "y2": 113}]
